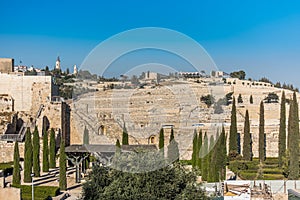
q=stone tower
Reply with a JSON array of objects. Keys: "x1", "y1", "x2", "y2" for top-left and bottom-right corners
[
  {"x1": 73, "y1": 64, "x2": 78, "y2": 75},
  {"x1": 55, "y1": 56, "x2": 61, "y2": 70}
]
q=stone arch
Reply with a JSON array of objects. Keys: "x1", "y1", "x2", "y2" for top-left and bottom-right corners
[{"x1": 148, "y1": 135, "x2": 156, "y2": 144}]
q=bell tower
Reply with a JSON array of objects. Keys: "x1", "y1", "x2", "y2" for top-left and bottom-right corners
[{"x1": 55, "y1": 56, "x2": 61, "y2": 70}]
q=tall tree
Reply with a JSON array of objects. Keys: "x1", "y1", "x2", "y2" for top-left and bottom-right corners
[
  {"x1": 12, "y1": 141, "x2": 21, "y2": 185},
  {"x1": 158, "y1": 128, "x2": 164, "y2": 156},
  {"x1": 196, "y1": 130, "x2": 203, "y2": 170},
  {"x1": 201, "y1": 132, "x2": 209, "y2": 181},
  {"x1": 33, "y1": 126, "x2": 40, "y2": 177},
  {"x1": 259, "y1": 101, "x2": 265, "y2": 163},
  {"x1": 243, "y1": 110, "x2": 252, "y2": 161},
  {"x1": 288, "y1": 92, "x2": 299, "y2": 180},
  {"x1": 278, "y1": 91, "x2": 286, "y2": 167},
  {"x1": 83, "y1": 126, "x2": 89, "y2": 145},
  {"x1": 207, "y1": 135, "x2": 216, "y2": 182},
  {"x1": 115, "y1": 139, "x2": 121, "y2": 156},
  {"x1": 122, "y1": 123, "x2": 129, "y2": 145},
  {"x1": 24, "y1": 128, "x2": 33, "y2": 183},
  {"x1": 191, "y1": 129, "x2": 198, "y2": 168},
  {"x1": 167, "y1": 128, "x2": 179, "y2": 163},
  {"x1": 49, "y1": 128, "x2": 56, "y2": 168},
  {"x1": 220, "y1": 127, "x2": 227, "y2": 180},
  {"x1": 59, "y1": 138, "x2": 67, "y2": 190},
  {"x1": 42, "y1": 130, "x2": 49, "y2": 172},
  {"x1": 229, "y1": 97, "x2": 238, "y2": 154}
]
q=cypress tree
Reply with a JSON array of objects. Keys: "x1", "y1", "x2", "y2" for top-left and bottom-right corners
[
  {"x1": 278, "y1": 91, "x2": 286, "y2": 167},
  {"x1": 12, "y1": 141, "x2": 21, "y2": 185},
  {"x1": 158, "y1": 128, "x2": 164, "y2": 156},
  {"x1": 250, "y1": 95, "x2": 253, "y2": 104},
  {"x1": 83, "y1": 126, "x2": 89, "y2": 145},
  {"x1": 42, "y1": 130, "x2": 49, "y2": 172},
  {"x1": 243, "y1": 110, "x2": 252, "y2": 161},
  {"x1": 208, "y1": 135, "x2": 215, "y2": 182},
  {"x1": 259, "y1": 101, "x2": 265, "y2": 163},
  {"x1": 33, "y1": 126, "x2": 40, "y2": 177},
  {"x1": 59, "y1": 138, "x2": 67, "y2": 190},
  {"x1": 196, "y1": 130, "x2": 203, "y2": 170},
  {"x1": 220, "y1": 127, "x2": 227, "y2": 180},
  {"x1": 115, "y1": 139, "x2": 121, "y2": 155},
  {"x1": 122, "y1": 123, "x2": 129, "y2": 145},
  {"x1": 229, "y1": 97, "x2": 238, "y2": 154},
  {"x1": 24, "y1": 128, "x2": 32, "y2": 183},
  {"x1": 201, "y1": 132, "x2": 209, "y2": 181},
  {"x1": 167, "y1": 128, "x2": 179, "y2": 162},
  {"x1": 288, "y1": 92, "x2": 299, "y2": 180},
  {"x1": 49, "y1": 128, "x2": 56, "y2": 168},
  {"x1": 191, "y1": 129, "x2": 198, "y2": 168}
]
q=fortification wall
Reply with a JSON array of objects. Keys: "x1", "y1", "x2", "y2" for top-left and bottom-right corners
[{"x1": 0, "y1": 74, "x2": 53, "y2": 112}]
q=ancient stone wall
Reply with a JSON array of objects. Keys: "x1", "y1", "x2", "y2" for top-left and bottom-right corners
[{"x1": 0, "y1": 74, "x2": 53, "y2": 112}]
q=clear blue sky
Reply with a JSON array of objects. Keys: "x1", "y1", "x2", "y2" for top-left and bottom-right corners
[{"x1": 1, "y1": 0, "x2": 300, "y2": 86}]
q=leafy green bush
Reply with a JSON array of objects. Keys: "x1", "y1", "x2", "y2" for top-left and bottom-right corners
[
  {"x1": 239, "y1": 172, "x2": 257, "y2": 180},
  {"x1": 262, "y1": 174, "x2": 285, "y2": 180},
  {"x1": 263, "y1": 168, "x2": 283, "y2": 174},
  {"x1": 229, "y1": 160, "x2": 259, "y2": 172},
  {"x1": 12, "y1": 185, "x2": 60, "y2": 200},
  {"x1": 0, "y1": 161, "x2": 14, "y2": 176}
]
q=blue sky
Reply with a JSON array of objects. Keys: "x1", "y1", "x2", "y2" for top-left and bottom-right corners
[{"x1": 0, "y1": 0, "x2": 300, "y2": 86}]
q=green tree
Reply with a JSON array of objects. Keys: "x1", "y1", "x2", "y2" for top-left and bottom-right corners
[
  {"x1": 201, "y1": 132, "x2": 209, "y2": 181},
  {"x1": 122, "y1": 123, "x2": 129, "y2": 145},
  {"x1": 237, "y1": 94, "x2": 243, "y2": 103},
  {"x1": 208, "y1": 135, "x2": 215, "y2": 182},
  {"x1": 196, "y1": 130, "x2": 203, "y2": 170},
  {"x1": 288, "y1": 92, "x2": 299, "y2": 180},
  {"x1": 191, "y1": 129, "x2": 198, "y2": 168},
  {"x1": 24, "y1": 128, "x2": 33, "y2": 183},
  {"x1": 243, "y1": 110, "x2": 252, "y2": 161},
  {"x1": 278, "y1": 91, "x2": 286, "y2": 167},
  {"x1": 230, "y1": 70, "x2": 246, "y2": 80},
  {"x1": 250, "y1": 95, "x2": 253, "y2": 104},
  {"x1": 83, "y1": 126, "x2": 89, "y2": 145},
  {"x1": 12, "y1": 141, "x2": 21, "y2": 185},
  {"x1": 167, "y1": 128, "x2": 179, "y2": 163},
  {"x1": 49, "y1": 128, "x2": 56, "y2": 168},
  {"x1": 220, "y1": 127, "x2": 227, "y2": 180},
  {"x1": 115, "y1": 139, "x2": 121, "y2": 156},
  {"x1": 42, "y1": 130, "x2": 49, "y2": 172},
  {"x1": 33, "y1": 126, "x2": 40, "y2": 177},
  {"x1": 259, "y1": 101, "x2": 265, "y2": 163},
  {"x1": 59, "y1": 138, "x2": 67, "y2": 190},
  {"x1": 158, "y1": 128, "x2": 164, "y2": 156},
  {"x1": 200, "y1": 94, "x2": 215, "y2": 108},
  {"x1": 83, "y1": 156, "x2": 210, "y2": 200},
  {"x1": 229, "y1": 97, "x2": 238, "y2": 154}
]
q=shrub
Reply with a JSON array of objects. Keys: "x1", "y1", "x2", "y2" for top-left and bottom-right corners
[
  {"x1": 0, "y1": 162, "x2": 14, "y2": 176},
  {"x1": 262, "y1": 174, "x2": 285, "y2": 180},
  {"x1": 179, "y1": 160, "x2": 192, "y2": 166},
  {"x1": 239, "y1": 172, "x2": 257, "y2": 180},
  {"x1": 12, "y1": 185, "x2": 60, "y2": 200}
]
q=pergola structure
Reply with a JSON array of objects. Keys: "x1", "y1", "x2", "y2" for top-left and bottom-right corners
[{"x1": 65, "y1": 144, "x2": 157, "y2": 183}]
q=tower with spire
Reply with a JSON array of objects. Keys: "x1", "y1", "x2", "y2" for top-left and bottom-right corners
[
  {"x1": 73, "y1": 64, "x2": 78, "y2": 75},
  {"x1": 55, "y1": 56, "x2": 61, "y2": 70}
]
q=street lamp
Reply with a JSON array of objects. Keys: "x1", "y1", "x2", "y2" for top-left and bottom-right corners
[{"x1": 31, "y1": 173, "x2": 34, "y2": 200}]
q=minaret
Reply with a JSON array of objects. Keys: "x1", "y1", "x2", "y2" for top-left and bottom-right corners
[
  {"x1": 55, "y1": 56, "x2": 61, "y2": 70},
  {"x1": 73, "y1": 64, "x2": 78, "y2": 75}
]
